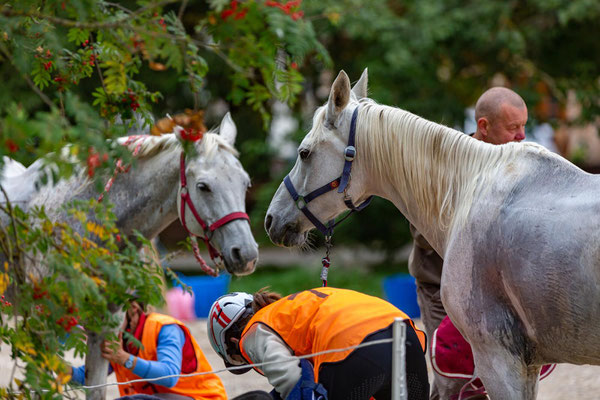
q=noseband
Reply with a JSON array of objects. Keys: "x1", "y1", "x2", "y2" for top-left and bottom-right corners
[
  {"x1": 283, "y1": 106, "x2": 373, "y2": 285},
  {"x1": 179, "y1": 152, "x2": 250, "y2": 276}
]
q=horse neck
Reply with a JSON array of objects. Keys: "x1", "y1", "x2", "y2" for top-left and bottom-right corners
[
  {"x1": 357, "y1": 104, "x2": 515, "y2": 254},
  {"x1": 109, "y1": 150, "x2": 181, "y2": 239}
]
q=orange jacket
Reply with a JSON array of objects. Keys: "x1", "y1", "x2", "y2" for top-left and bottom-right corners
[
  {"x1": 240, "y1": 287, "x2": 425, "y2": 381},
  {"x1": 113, "y1": 313, "x2": 226, "y2": 400}
]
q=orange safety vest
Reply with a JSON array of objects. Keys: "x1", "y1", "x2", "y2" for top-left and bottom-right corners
[
  {"x1": 239, "y1": 287, "x2": 426, "y2": 381},
  {"x1": 113, "y1": 313, "x2": 226, "y2": 400}
]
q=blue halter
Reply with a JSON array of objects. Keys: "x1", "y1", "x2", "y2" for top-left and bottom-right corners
[{"x1": 284, "y1": 106, "x2": 373, "y2": 237}]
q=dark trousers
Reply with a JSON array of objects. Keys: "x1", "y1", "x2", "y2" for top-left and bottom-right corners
[{"x1": 318, "y1": 323, "x2": 429, "y2": 400}]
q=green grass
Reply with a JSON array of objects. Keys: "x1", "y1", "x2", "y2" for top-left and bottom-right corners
[{"x1": 228, "y1": 262, "x2": 409, "y2": 299}]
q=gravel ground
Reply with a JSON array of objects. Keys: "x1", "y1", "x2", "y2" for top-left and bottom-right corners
[{"x1": 1, "y1": 318, "x2": 599, "y2": 399}]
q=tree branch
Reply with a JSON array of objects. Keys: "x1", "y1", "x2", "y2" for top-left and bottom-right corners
[
  {"x1": 0, "y1": 43, "x2": 56, "y2": 110},
  {"x1": 1, "y1": 0, "x2": 177, "y2": 29}
]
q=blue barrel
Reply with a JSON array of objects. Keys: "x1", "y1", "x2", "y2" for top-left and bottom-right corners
[
  {"x1": 174, "y1": 274, "x2": 231, "y2": 318},
  {"x1": 382, "y1": 274, "x2": 420, "y2": 319}
]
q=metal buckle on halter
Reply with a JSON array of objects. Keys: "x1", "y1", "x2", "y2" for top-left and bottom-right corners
[
  {"x1": 180, "y1": 186, "x2": 188, "y2": 195},
  {"x1": 344, "y1": 146, "x2": 356, "y2": 161},
  {"x1": 295, "y1": 196, "x2": 306, "y2": 210}
]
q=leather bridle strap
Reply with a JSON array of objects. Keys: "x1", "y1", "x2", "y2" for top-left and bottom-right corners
[
  {"x1": 283, "y1": 106, "x2": 373, "y2": 237},
  {"x1": 179, "y1": 152, "x2": 250, "y2": 275}
]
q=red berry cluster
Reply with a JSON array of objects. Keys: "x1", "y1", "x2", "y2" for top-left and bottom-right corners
[
  {"x1": 121, "y1": 90, "x2": 140, "y2": 112},
  {"x1": 35, "y1": 49, "x2": 54, "y2": 70},
  {"x1": 221, "y1": 1, "x2": 248, "y2": 20},
  {"x1": 82, "y1": 40, "x2": 96, "y2": 66},
  {"x1": 86, "y1": 149, "x2": 108, "y2": 178},
  {"x1": 5, "y1": 139, "x2": 19, "y2": 153},
  {"x1": 0, "y1": 295, "x2": 12, "y2": 308},
  {"x1": 265, "y1": 0, "x2": 304, "y2": 20},
  {"x1": 57, "y1": 303, "x2": 79, "y2": 332},
  {"x1": 180, "y1": 127, "x2": 203, "y2": 142},
  {"x1": 56, "y1": 315, "x2": 79, "y2": 332},
  {"x1": 33, "y1": 286, "x2": 49, "y2": 300}
]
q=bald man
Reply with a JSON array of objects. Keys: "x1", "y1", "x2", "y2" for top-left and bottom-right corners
[{"x1": 408, "y1": 87, "x2": 527, "y2": 400}]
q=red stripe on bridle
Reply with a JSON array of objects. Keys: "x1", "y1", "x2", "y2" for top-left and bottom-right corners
[{"x1": 179, "y1": 152, "x2": 250, "y2": 276}]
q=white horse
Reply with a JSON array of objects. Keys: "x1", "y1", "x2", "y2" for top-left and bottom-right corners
[
  {"x1": 265, "y1": 69, "x2": 600, "y2": 399},
  {"x1": 1, "y1": 113, "x2": 259, "y2": 398}
]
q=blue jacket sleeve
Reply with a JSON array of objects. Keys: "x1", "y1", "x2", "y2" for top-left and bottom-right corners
[
  {"x1": 131, "y1": 324, "x2": 184, "y2": 388},
  {"x1": 71, "y1": 364, "x2": 114, "y2": 385},
  {"x1": 71, "y1": 365, "x2": 86, "y2": 385}
]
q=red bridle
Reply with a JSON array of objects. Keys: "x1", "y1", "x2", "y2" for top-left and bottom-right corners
[{"x1": 179, "y1": 152, "x2": 250, "y2": 276}]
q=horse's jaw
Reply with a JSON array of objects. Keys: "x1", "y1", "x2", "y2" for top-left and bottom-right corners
[{"x1": 268, "y1": 225, "x2": 308, "y2": 248}]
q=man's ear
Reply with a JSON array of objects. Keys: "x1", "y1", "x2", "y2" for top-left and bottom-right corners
[
  {"x1": 477, "y1": 117, "x2": 489, "y2": 138},
  {"x1": 325, "y1": 70, "x2": 351, "y2": 129}
]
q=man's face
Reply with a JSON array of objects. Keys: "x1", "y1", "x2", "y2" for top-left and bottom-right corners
[
  {"x1": 126, "y1": 301, "x2": 143, "y2": 332},
  {"x1": 483, "y1": 103, "x2": 527, "y2": 144}
]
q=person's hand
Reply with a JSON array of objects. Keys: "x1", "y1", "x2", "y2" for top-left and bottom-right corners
[{"x1": 100, "y1": 333, "x2": 131, "y2": 366}]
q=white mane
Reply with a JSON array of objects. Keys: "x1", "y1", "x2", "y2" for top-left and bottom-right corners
[
  {"x1": 117, "y1": 130, "x2": 238, "y2": 160},
  {"x1": 352, "y1": 100, "x2": 551, "y2": 230}
]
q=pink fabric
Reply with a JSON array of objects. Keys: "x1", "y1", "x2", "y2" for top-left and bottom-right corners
[
  {"x1": 165, "y1": 287, "x2": 196, "y2": 321},
  {"x1": 431, "y1": 316, "x2": 555, "y2": 385}
]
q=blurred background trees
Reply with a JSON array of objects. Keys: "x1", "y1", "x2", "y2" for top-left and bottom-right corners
[{"x1": 4, "y1": 0, "x2": 599, "y2": 257}]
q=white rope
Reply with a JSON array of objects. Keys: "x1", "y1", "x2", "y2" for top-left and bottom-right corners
[{"x1": 67, "y1": 337, "x2": 394, "y2": 393}]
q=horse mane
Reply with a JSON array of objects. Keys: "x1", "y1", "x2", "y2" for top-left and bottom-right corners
[
  {"x1": 117, "y1": 130, "x2": 238, "y2": 160},
  {"x1": 354, "y1": 100, "x2": 551, "y2": 230}
]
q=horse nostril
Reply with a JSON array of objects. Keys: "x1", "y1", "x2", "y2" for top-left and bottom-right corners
[
  {"x1": 230, "y1": 247, "x2": 242, "y2": 263},
  {"x1": 265, "y1": 214, "x2": 273, "y2": 231}
]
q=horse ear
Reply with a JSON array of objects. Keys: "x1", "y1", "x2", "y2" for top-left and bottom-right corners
[
  {"x1": 326, "y1": 70, "x2": 351, "y2": 129},
  {"x1": 219, "y1": 112, "x2": 237, "y2": 146},
  {"x1": 351, "y1": 68, "x2": 368, "y2": 99}
]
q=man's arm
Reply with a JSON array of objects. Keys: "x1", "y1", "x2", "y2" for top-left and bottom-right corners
[
  {"x1": 131, "y1": 324, "x2": 184, "y2": 388},
  {"x1": 70, "y1": 364, "x2": 114, "y2": 385},
  {"x1": 243, "y1": 324, "x2": 302, "y2": 399}
]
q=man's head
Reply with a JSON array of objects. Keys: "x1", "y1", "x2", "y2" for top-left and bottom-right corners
[{"x1": 473, "y1": 87, "x2": 527, "y2": 144}]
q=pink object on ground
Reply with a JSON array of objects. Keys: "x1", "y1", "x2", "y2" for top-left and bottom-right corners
[
  {"x1": 165, "y1": 287, "x2": 197, "y2": 321},
  {"x1": 432, "y1": 316, "x2": 556, "y2": 399}
]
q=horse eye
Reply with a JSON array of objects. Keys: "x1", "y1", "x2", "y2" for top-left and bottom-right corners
[
  {"x1": 299, "y1": 149, "x2": 311, "y2": 161},
  {"x1": 197, "y1": 182, "x2": 211, "y2": 192}
]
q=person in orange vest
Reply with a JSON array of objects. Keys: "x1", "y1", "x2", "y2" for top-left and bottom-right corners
[
  {"x1": 207, "y1": 287, "x2": 429, "y2": 400},
  {"x1": 71, "y1": 300, "x2": 227, "y2": 400}
]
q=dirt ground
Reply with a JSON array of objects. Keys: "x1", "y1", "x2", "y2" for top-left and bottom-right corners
[{"x1": 1, "y1": 318, "x2": 599, "y2": 399}]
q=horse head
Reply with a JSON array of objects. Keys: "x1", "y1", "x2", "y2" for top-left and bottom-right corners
[
  {"x1": 265, "y1": 69, "x2": 373, "y2": 247},
  {"x1": 177, "y1": 113, "x2": 258, "y2": 275}
]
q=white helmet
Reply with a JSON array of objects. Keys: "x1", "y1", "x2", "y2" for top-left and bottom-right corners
[{"x1": 207, "y1": 292, "x2": 254, "y2": 373}]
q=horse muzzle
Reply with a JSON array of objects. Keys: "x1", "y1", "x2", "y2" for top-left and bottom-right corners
[{"x1": 265, "y1": 214, "x2": 307, "y2": 248}]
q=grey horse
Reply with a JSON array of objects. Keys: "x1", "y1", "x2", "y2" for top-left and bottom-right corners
[
  {"x1": 1, "y1": 113, "x2": 259, "y2": 399},
  {"x1": 265, "y1": 69, "x2": 600, "y2": 399}
]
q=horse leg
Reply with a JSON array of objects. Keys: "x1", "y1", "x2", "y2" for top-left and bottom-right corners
[
  {"x1": 470, "y1": 343, "x2": 540, "y2": 400},
  {"x1": 433, "y1": 375, "x2": 469, "y2": 400}
]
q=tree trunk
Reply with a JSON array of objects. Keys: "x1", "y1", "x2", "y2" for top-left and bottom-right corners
[{"x1": 85, "y1": 332, "x2": 108, "y2": 400}]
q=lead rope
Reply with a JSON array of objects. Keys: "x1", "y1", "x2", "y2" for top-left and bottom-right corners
[{"x1": 321, "y1": 235, "x2": 333, "y2": 286}]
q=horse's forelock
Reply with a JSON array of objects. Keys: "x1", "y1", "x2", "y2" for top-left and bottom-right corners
[
  {"x1": 117, "y1": 132, "x2": 238, "y2": 160},
  {"x1": 303, "y1": 107, "x2": 333, "y2": 151},
  {"x1": 195, "y1": 131, "x2": 239, "y2": 160}
]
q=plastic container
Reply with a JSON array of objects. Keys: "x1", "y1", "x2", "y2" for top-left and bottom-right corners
[
  {"x1": 173, "y1": 273, "x2": 231, "y2": 318},
  {"x1": 382, "y1": 273, "x2": 421, "y2": 319}
]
